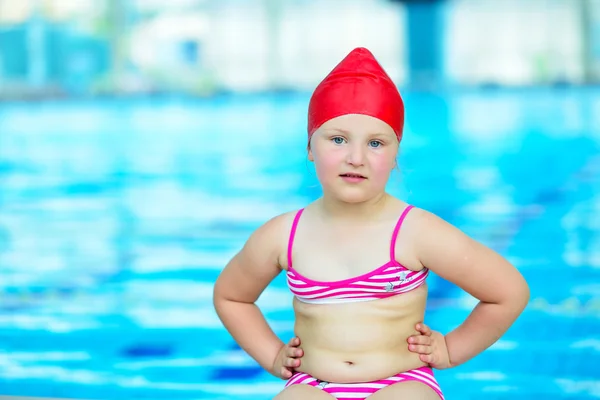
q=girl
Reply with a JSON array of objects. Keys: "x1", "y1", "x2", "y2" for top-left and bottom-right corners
[{"x1": 213, "y1": 47, "x2": 530, "y2": 400}]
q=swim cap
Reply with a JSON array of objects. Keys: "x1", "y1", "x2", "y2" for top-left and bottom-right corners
[{"x1": 307, "y1": 47, "x2": 404, "y2": 141}]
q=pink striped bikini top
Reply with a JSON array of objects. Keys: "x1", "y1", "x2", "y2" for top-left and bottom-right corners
[{"x1": 286, "y1": 205, "x2": 429, "y2": 304}]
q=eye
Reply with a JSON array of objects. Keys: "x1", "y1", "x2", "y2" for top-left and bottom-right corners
[
  {"x1": 369, "y1": 140, "x2": 383, "y2": 148},
  {"x1": 332, "y1": 137, "x2": 346, "y2": 145}
]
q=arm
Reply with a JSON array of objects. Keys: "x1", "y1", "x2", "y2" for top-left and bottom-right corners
[
  {"x1": 413, "y1": 209, "x2": 530, "y2": 367},
  {"x1": 213, "y1": 213, "x2": 289, "y2": 375}
]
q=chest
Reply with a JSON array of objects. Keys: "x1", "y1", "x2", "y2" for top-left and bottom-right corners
[{"x1": 290, "y1": 225, "x2": 395, "y2": 282}]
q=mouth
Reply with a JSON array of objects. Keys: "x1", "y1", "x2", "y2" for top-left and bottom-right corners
[{"x1": 340, "y1": 173, "x2": 367, "y2": 179}]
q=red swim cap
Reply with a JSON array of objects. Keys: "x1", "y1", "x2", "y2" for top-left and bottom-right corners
[{"x1": 307, "y1": 47, "x2": 404, "y2": 141}]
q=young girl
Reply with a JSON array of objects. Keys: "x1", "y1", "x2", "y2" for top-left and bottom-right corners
[{"x1": 213, "y1": 47, "x2": 530, "y2": 400}]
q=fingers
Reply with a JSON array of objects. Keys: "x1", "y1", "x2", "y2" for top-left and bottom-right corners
[
  {"x1": 408, "y1": 333, "x2": 433, "y2": 356},
  {"x1": 415, "y1": 323, "x2": 432, "y2": 336},
  {"x1": 284, "y1": 344, "x2": 302, "y2": 368},
  {"x1": 407, "y1": 335, "x2": 431, "y2": 345},
  {"x1": 286, "y1": 337, "x2": 304, "y2": 361},
  {"x1": 408, "y1": 344, "x2": 432, "y2": 354},
  {"x1": 280, "y1": 367, "x2": 293, "y2": 379},
  {"x1": 280, "y1": 357, "x2": 300, "y2": 381},
  {"x1": 285, "y1": 357, "x2": 300, "y2": 368},
  {"x1": 286, "y1": 346, "x2": 303, "y2": 358},
  {"x1": 276, "y1": 338, "x2": 304, "y2": 380},
  {"x1": 419, "y1": 354, "x2": 434, "y2": 364}
]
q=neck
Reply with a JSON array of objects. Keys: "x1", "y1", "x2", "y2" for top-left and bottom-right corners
[{"x1": 317, "y1": 191, "x2": 390, "y2": 222}]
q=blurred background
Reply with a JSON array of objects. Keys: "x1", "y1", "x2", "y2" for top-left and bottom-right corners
[{"x1": 0, "y1": 0, "x2": 599, "y2": 399}]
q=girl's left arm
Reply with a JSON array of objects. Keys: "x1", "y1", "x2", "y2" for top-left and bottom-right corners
[{"x1": 413, "y1": 209, "x2": 530, "y2": 367}]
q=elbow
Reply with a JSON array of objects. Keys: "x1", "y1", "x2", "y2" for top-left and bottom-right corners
[
  {"x1": 212, "y1": 283, "x2": 253, "y2": 311},
  {"x1": 519, "y1": 279, "x2": 531, "y2": 311},
  {"x1": 213, "y1": 281, "x2": 226, "y2": 310},
  {"x1": 491, "y1": 277, "x2": 530, "y2": 314},
  {"x1": 507, "y1": 278, "x2": 530, "y2": 315},
  {"x1": 213, "y1": 285, "x2": 231, "y2": 321}
]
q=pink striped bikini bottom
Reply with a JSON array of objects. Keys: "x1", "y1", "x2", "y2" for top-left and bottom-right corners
[{"x1": 284, "y1": 366, "x2": 444, "y2": 400}]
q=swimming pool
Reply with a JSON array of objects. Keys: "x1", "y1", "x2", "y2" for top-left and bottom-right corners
[{"x1": 0, "y1": 88, "x2": 599, "y2": 399}]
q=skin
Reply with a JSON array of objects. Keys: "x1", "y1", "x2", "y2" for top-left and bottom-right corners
[{"x1": 213, "y1": 114, "x2": 530, "y2": 399}]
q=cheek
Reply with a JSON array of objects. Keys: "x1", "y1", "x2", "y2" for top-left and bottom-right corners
[
  {"x1": 370, "y1": 154, "x2": 396, "y2": 176},
  {"x1": 366, "y1": 156, "x2": 396, "y2": 186},
  {"x1": 313, "y1": 149, "x2": 343, "y2": 176}
]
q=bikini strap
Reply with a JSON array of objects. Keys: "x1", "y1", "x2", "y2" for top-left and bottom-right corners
[
  {"x1": 390, "y1": 205, "x2": 415, "y2": 262},
  {"x1": 287, "y1": 208, "x2": 305, "y2": 268}
]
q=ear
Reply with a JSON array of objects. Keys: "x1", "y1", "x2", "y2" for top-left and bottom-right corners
[{"x1": 308, "y1": 148, "x2": 314, "y2": 162}]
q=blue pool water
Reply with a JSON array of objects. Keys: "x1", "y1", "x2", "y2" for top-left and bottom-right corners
[{"x1": 0, "y1": 89, "x2": 599, "y2": 399}]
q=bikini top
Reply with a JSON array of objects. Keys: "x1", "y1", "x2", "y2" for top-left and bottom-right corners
[{"x1": 286, "y1": 205, "x2": 428, "y2": 304}]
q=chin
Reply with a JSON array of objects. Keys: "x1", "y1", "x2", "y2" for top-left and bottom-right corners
[{"x1": 331, "y1": 188, "x2": 378, "y2": 204}]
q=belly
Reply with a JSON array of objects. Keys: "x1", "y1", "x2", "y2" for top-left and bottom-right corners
[{"x1": 293, "y1": 285, "x2": 429, "y2": 383}]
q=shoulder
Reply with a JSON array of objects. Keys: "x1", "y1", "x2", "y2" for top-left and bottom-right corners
[
  {"x1": 404, "y1": 206, "x2": 454, "y2": 232},
  {"x1": 403, "y1": 206, "x2": 471, "y2": 254},
  {"x1": 393, "y1": 204, "x2": 470, "y2": 266},
  {"x1": 247, "y1": 209, "x2": 299, "y2": 244},
  {"x1": 242, "y1": 209, "x2": 302, "y2": 266},
  {"x1": 391, "y1": 201, "x2": 528, "y2": 304},
  {"x1": 215, "y1": 209, "x2": 304, "y2": 302},
  {"x1": 407, "y1": 206, "x2": 528, "y2": 299},
  {"x1": 390, "y1": 204, "x2": 448, "y2": 270}
]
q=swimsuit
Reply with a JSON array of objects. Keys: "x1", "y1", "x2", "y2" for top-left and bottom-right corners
[
  {"x1": 284, "y1": 367, "x2": 444, "y2": 400},
  {"x1": 287, "y1": 205, "x2": 428, "y2": 304},
  {"x1": 284, "y1": 205, "x2": 444, "y2": 399}
]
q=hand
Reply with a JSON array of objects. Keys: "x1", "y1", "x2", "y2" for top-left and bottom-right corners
[
  {"x1": 407, "y1": 322, "x2": 452, "y2": 369},
  {"x1": 272, "y1": 337, "x2": 304, "y2": 379}
]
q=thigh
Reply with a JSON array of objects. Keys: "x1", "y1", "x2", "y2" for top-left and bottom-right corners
[
  {"x1": 368, "y1": 380, "x2": 442, "y2": 400},
  {"x1": 273, "y1": 384, "x2": 336, "y2": 400}
]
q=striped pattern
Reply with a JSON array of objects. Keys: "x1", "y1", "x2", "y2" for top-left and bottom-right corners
[
  {"x1": 286, "y1": 205, "x2": 428, "y2": 304},
  {"x1": 285, "y1": 366, "x2": 444, "y2": 399},
  {"x1": 287, "y1": 262, "x2": 428, "y2": 304}
]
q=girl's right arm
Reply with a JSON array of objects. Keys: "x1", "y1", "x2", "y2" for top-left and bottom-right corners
[{"x1": 213, "y1": 213, "x2": 291, "y2": 376}]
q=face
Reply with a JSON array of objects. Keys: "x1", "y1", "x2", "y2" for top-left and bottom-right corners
[{"x1": 308, "y1": 113, "x2": 399, "y2": 203}]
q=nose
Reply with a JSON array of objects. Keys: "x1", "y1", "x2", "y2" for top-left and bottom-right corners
[{"x1": 346, "y1": 143, "x2": 365, "y2": 166}]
